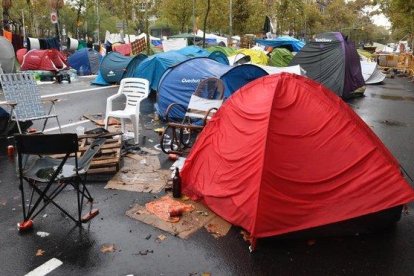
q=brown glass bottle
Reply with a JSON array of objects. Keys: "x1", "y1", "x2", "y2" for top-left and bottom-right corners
[{"x1": 172, "y1": 167, "x2": 181, "y2": 198}]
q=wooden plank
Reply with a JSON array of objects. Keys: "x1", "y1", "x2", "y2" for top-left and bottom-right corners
[
  {"x1": 88, "y1": 167, "x2": 118, "y2": 174},
  {"x1": 91, "y1": 157, "x2": 120, "y2": 166}
]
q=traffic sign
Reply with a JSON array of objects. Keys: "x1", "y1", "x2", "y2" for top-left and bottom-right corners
[{"x1": 51, "y1": 12, "x2": 58, "y2": 24}]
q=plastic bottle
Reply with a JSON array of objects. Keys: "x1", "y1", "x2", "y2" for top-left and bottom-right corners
[{"x1": 172, "y1": 167, "x2": 181, "y2": 198}]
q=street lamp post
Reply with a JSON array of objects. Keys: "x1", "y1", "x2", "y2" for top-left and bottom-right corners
[
  {"x1": 48, "y1": 0, "x2": 64, "y2": 42},
  {"x1": 192, "y1": 0, "x2": 195, "y2": 45},
  {"x1": 228, "y1": 0, "x2": 232, "y2": 46}
]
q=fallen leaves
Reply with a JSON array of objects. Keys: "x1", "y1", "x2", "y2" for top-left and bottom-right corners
[
  {"x1": 205, "y1": 224, "x2": 222, "y2": 239},
  {"x1": 35, "y1": 249, "x2": 45, "y2": 256},
  {"x1": 240, "y1": 230, "x2": 251, "y2": 242},
  {"x1": 100, "y1": 244, "x2": 116, "y2": 253},
  {"x1": 156, "y1": 234, "x2": 167, "y2": 242}
]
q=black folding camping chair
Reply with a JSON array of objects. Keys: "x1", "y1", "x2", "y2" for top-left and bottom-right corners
[{"x1": 15, "y1": 133, "x2": 105, "y2": 231}]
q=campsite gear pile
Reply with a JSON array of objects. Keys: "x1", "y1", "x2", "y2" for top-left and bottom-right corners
[
  {"x1": 15, "y1": 133, "x2": 105, "y2": 231},
  {"x1": 160, "y1": 77, "x2": 225, "y2": 155},
  {"x1": 3, "y1": 27, "x2": 407, "y2": 249}
]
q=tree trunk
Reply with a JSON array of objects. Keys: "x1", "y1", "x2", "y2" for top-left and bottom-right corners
[
  {"x1": 76, "y1": 0, "x2": 84, "y2": 39},
  {"x1": 202, "y1": 0, "x2": 211, "y2": 48}
]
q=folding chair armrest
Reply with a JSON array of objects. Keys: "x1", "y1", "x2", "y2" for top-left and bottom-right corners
[
  {"x1": 42, "y1": 98, "x2": 59, "y2": 104},
  {"x1": 165, "y1": 103, "x2": 187, "y2": 123},
  {"x1": 203, "y1": 107, "x2": 219, "y2": 125},
  {"x1": 134, "y1": 98, "x2": 146, "y2": 112},
  {"x1": 5, "y1": 101, "x2": 17, "y2": 107}
]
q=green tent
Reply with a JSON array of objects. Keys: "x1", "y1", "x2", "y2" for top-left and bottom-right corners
[
  {"x1": 77, "y1": 40, "x2": 88, "y2": 50},
  {"x1": 269, "y1": 48, "x2": 294, "y2": 67},
  {"x1": 357, "y1": 49, "x2": 374, "y2": 61},
  {"x1": 207, "y1": 46, "x2": 237, "y2": 56}
]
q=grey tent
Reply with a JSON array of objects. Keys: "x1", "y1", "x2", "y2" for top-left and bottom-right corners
[
  {"x1": 290, "y1": 32, "x2": 364, "y2": 99},
  {"x1": 0, "y1": 37, "x2": 16, "y2": 73}
]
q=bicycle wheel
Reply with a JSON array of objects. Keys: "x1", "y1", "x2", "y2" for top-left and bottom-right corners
[{"x1": 160, "y1": 126, "x2": 180, "y2": 154}]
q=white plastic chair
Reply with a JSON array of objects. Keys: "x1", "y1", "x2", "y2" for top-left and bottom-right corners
[{"x1": 104, "y1": 78, "x2": 149, "y2": 144}]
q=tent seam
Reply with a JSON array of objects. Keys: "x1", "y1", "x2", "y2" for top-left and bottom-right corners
[{"x1": 251, "y1": 75, "x2": 279, "y2": 237}]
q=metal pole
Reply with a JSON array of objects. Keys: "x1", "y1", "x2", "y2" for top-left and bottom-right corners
[
  {"x1": 229, "y1": 0, "x2": 232, "y2": 36},
  {"x1": 22, "y1": 10, "x2": 26, "y2": 39},
  {"x1": 192, "y1": 0, "x2": 195, "y2": 45},
  {"x1": 97, "y1": 0, "x2": 100, "y2": 43},
  {"x1": 55, "y1": 9, "x2": 60, "y2": 43}
]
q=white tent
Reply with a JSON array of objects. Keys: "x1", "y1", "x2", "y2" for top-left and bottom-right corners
[
  {"x1": 361, "y1": 60, "x2": 386, "y2": 84},
  {"x1": 162, "y1": 38, "x2": 188, "y2": 52},
  {"x1": 196, "y1": 30, "x2": 228, "y2": 46},
  {"x1": 258, "y1": 64, "x2": 306, "y2": 76}
]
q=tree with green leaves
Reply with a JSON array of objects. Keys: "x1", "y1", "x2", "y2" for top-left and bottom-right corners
[
  {"x1": 378, "y1": 0, "x2": 414, "y2": 42},
  {"x1": 232, "y1": 0, "x2": 250, "y2": 35},
  {"x1": 159, "y1": 0, "x2": 193, "y2": 33}
]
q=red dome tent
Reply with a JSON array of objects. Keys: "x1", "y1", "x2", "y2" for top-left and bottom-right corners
[
  {"x1": 20, "y1": 49, "x2": 68, "y2": 71},
  {"x1": 16, "y1": 48, "x2": 28, "y2": 65},
  {"x1": 181, "y1": 73, "x2": 414, "y2": 248}
]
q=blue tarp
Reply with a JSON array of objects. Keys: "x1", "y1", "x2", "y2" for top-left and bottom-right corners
[
  {"x1": 157, "y1": 57, "x2": 268, "y2": 119},
  {"x1": 176, "y1": 45, "x2": 209, "y2": 57},
  {"x1": 256, "y1": 36, "x2": 305, "y2": 52},
  {"x1": 68, "y1": 48, "x2": 102, "y2": 75},
  {"x1": 136, "y1": 46, "x2": 209, "y2": 91}
]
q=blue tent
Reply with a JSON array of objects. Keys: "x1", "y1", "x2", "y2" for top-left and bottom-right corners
[
  {"x1": 123, "y1": 54, "x2": 148, "y2": 78},
  {"x1": 208, "y1": 51, "x2": 229, "y2": 65},
  {"x1": 68, "y1": 48, "x2": 102, "y2": 75},
  {"x1": 98, "y1": 52, "x2": 133, "y2": 84},
  {"x1": 157, "y1": 57, "x2": 268, "y2": 119},
  {"x1": 135, "y1": 46, "x2": 209, "y2": 91},
  {"x1": 91, "y1": 71, "x2": 110, "y2": 86},
  {"x1": 256, "y1": 36, "x2": 305, "y2": 52},
  {"x1": 221, "y1": 64, "x2": 268, "y2": 97}
]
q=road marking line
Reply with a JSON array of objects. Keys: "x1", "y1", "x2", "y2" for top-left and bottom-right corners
[
  {"x1": 43, "y1": 119, "x2": 90, "y2": 133},
  {"x1": 25, "y1": 258, "x2": 63, "y2": 276},
  {"x1": 0, "y1": 86, "x2": 118, "y2": 105},
  {"x1": 43, "y1": 86, "x2": 117, "y2": 98}
]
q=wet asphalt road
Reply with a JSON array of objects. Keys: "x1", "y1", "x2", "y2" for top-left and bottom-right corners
[{"x1": 1, "y1": 75, "x2": 414, "y2": 275}]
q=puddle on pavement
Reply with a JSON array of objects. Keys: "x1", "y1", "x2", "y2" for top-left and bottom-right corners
[
  {"x1": 376, "y1": 119, "x2": 407, "y2": 127},
  {"x1": 370, "y1": 93, "x2": 414, "y2": 102}
]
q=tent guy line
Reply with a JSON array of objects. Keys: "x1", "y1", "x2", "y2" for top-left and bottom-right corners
[{"x1": 0, "y1": 85, "x2": 118, "y2": 105}]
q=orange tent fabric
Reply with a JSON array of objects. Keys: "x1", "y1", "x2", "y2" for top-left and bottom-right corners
[
  {"x1": 3, "y1": 29, "x2": 12, "y2": 42},
  {"x1": 181, "y1": 73, "x2": 414, "y2": 239}
]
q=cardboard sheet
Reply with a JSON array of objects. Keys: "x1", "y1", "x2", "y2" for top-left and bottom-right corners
[
  {"x1": 105, "y1": 154, "x2": 169, "y2": 193},
  {"x1": 126, "y1": 196, "x2": 232, "y2": 239}
]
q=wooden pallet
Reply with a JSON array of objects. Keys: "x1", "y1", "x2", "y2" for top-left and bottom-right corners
[
  {"x1": 80, "y1": 136, "x2": 122, "y2": 174},
  {"x1": 52, "y1": 135, "x2": 122, "y2": 175}
]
